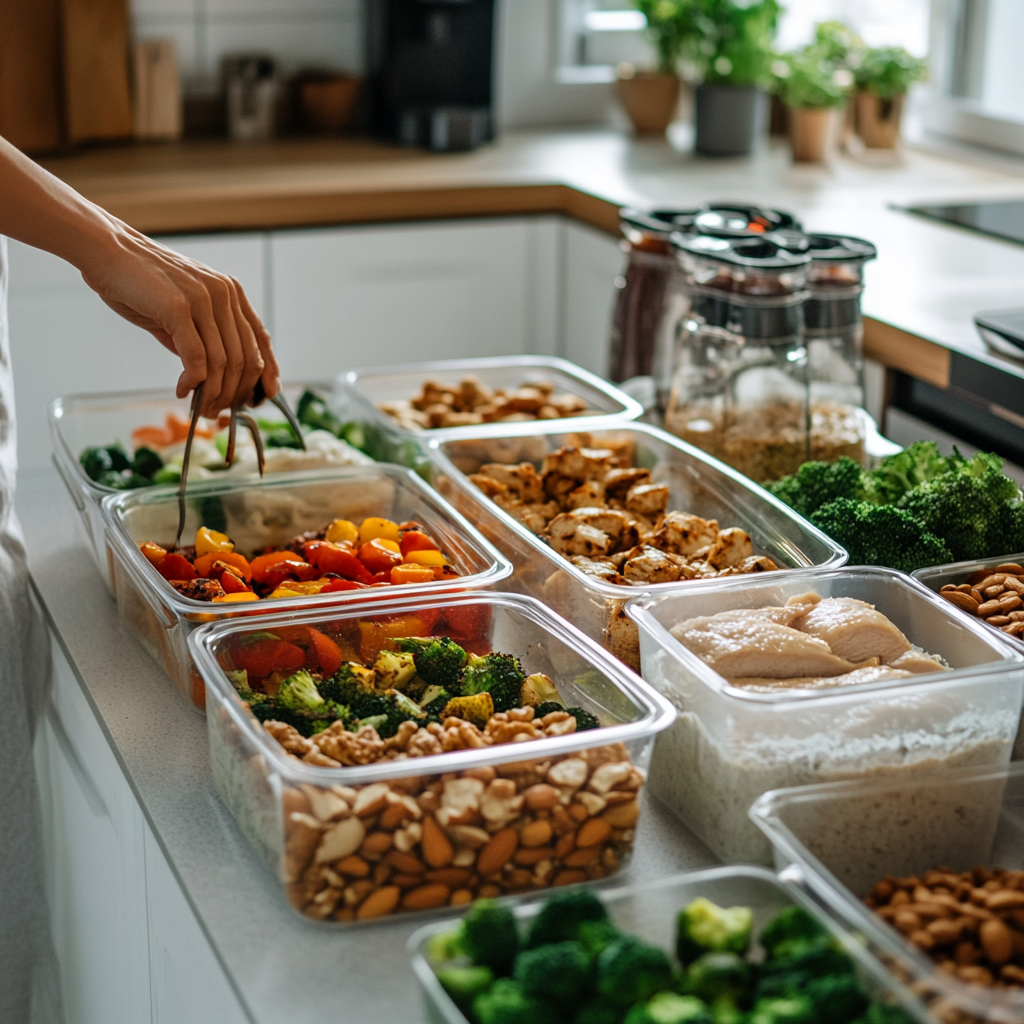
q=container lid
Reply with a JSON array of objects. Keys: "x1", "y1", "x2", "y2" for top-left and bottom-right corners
[
  {"x1": 805, "y1": 234, "x2": 877, "y2": 263},
  {"x1": 691, "y1": 203, "x2": 802, "y2": 236},
  {"x1": 673, "y1": 233, "x2": 812, "y2": 271},
  {"x1": 619, "y1": 207, "x2": 703, "y2": 236},
  {"x1": 691, "y1": 290, "x2": 806, "y2": 342},
  {"x1": 804, "y1": 294, "x2": 862, "y2": 330}
]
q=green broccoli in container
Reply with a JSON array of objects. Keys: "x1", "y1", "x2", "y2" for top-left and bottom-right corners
[
  {"x1": 472, "y1": 978, "x2": 560, "y2": 1024},
  {"x1": 419, "y1": 685, "x2": 453, "y2": 717},
  {"x1": 767, "y1": 456, "x2": 867, "y2": 517},
  {"x1": 459, "y1": 899, "x2": 520, "y2": 976},
  {"x1": 682, "y1": 952, "x2": 751, "y2": 1011},
  {"x1": 460, "y1": 651, "x2": 527, "y2": 712},
  {"x1": 436, "y1": 965, "x2": 494, "y2": 1016},
  {"x1": 513, "y1": 941, "x2": 590, "y2": 1006},
  {"x1": 596, "y1": 935, "x2": 675, "y2": 1009},
  {"x1": 625, "y1": 993, "x2": 714, "y2": 1024},
  {"x1": 392, "y1": 636, "x2": 468, "y2": 690},
  {"x1": 372, "y1": 649, "x2": 417, "y2": 690},
  {"x1": 676, "y1": 898, "x2": 753, "y2": 965},
  {"x1": 525, "y1": 888, "x2": 609, "y2": 949}
]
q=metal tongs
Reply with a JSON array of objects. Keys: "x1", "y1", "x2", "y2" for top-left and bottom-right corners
[{"x1": 174, "y1": 379, "x2": 306, "y2": 549}]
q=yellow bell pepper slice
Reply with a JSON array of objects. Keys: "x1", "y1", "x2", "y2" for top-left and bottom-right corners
[
  {"x1": 325, "y1": 518, "x2": 359, "y2": 545},
  {"x1": 403, "y1": 549, "x2": 447, "y2": 566},
  {"x1": 212, "y1": 592, "x2": 259, "y2": 603},
  {"x1": 358, "y1": 517, "x2": 401, "y2": 545},
  {"x1": 196, "y1": 526, "x2": 234, "y2": 556},
  {"x1": 268, "y1": 580, "x2": 330, "y2": 599}
]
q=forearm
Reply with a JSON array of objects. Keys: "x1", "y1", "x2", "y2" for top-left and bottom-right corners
[{"x1": 0, "y1": 135, "x2": 125, "y2": 274}]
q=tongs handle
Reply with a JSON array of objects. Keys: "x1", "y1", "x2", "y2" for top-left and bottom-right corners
[{"x1": 175, "y1": 381, "x2": 204, "y2": 550}]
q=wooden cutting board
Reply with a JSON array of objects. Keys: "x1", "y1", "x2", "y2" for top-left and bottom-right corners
[
  {"x1": 61, "y1": 0, "x2": 133, "y2": 143},
  {"x1": 0, "y1": 0, "x2": 63, "y2": 153}
]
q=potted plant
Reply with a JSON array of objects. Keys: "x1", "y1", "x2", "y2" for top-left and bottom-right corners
[
  {"x1": 807, "y1": 20, "x2": 862, "y2": 147},
  {"x1": 772, "y1": 49, "x2": 849, "y2": 162},
  {"x1": 692, "y1": 0, "x2": 780, "y2": 157},
  {"x1": 853, "y1": 46, "x2": 927, "y2": 148},
  {"x1": 621, "y1": 0, "x2": 701, "y2": 135}
]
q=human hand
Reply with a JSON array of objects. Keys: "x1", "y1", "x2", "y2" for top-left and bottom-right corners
[{"x1": 78, "y1": 225, "x2": 280, "y2": 418}]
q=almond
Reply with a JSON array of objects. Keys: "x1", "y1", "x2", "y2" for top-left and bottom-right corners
[
  {"x1": 986, "y1": 890, "x2": 1024, "y2": 910},
  {"x1": 601, "y1": 799, "x2": 639, "y2": 829},
  {"x1": 943, "y1": 591, "x2": 981, "y2": 614},
  {"x1": 520, "y1": 819, "x2": 553, "y2": 848},
  {"x1": 402, "y1": 884, "x2": 451, "y2": 911},
  {"x1": 563, "y1": 845, "x2": 602, "y2": 868},
  {"x1": 450, "y1": 888, "x2": 474, "y2": 906},
  {"x1": 386, "y1": 850, "x2": 426, "y2": 874},
  {"x1": 576, "y1": 818, "x2": 612, "y2": 849},
  {"x1": 356, "y1": 885, "x2": 400, "y2": 920},
  {"x1": 551, "y1": 869, "x2": 587, "y2": 887},
  {"x1": 425, "y1": 868, "x2": 471, "y2": 887},
  {"x1": 421, "y1": 815, "x2": 455, "y2": 868},
  {"x1": 515, "y1": 846, "x2": 554, "y2": 866},
  {"x1": 477, "y1": 828, "x2": 518, "y2": 876},
  {"x1": 336, "y1": 855, "x2": 370, "y2": 878},
  {"x1": 523, "y1": 784, "x2": 560, "y2": 811},
  {"x1": 359, "y1": 831, "x2": 393, "y2": 858},
  {"x1": 554, "y1": 830, "x2": 576, "y2": 859},
  {"x1": 980, "y1": 919, "x2": 1014, "y2": 965}
]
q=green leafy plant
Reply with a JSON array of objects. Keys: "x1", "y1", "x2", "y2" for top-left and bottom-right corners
[
  {"x1": 632, "y1": 0, "x2": 703, "y2": 75},
  {"x1": 695, "y1": 0, "x2": 780, "y2": 88},
  {"x1": 854, "y1": 46, "x2": 927, "y2": 99},
  {"x1": 772, "y1": 50, "x2": 849, "y2": 110},
  {"x1": 809, "y1": 20, "x2": 862, "y2": 67}
]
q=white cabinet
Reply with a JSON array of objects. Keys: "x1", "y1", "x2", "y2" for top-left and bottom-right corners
[
  {"x1": 35, "y1": 637, "x2": 250, "y2": 1024},
  {"x1": 7, "y1": 234, "x2": 266, "y2": 472},
  {"x1": 269, "y1": 217, "x2": 559, "y2": 378}
]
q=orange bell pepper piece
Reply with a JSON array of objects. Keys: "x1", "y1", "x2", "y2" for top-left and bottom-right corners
[
  {"x1": 399, "y1": 530, "x2": 439, "y2": 556},
  {"x1": 391, "y1": 564, "x2": 435, "y2": 585},
  {"x1": 249, "y1": 550, "x2": 308, "y2": 584},
  {"x1": 195, "y1": 550, "x2": 252, "y2": 581},
  {"x1": 140, "y1": 541, "x2": 168, "y2": 569},
  {"x1": 131, "y1": 425, "x2": 173, "y2": 450},
  {"x1": 358, "y1": 539, "x2": 404, "y2": 575}
]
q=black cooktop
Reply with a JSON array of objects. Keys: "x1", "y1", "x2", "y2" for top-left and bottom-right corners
[{"x1": 904, "y1": 198, "x2": 1024, "y2": 246}]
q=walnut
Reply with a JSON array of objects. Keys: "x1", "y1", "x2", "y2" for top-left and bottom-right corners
[
  {"x1": 303, "y1": 749, "x2": 342, "y2": 768},
  {"x1": 314, "y1": 723, "x2": 386, "y2": 766},
  {"x1": 385, "y1": 720, "x2": 420, "y2": 753},
  {"x1": 264, "y1": 721, "x2": 314, "y2": 756},
  {"x1": 406, "y1": 729, "x2": 443, "y2": 759}
]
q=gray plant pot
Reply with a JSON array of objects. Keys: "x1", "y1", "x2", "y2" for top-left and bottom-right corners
[{"x1": 694, "y1": 84, "x2": 767, "y2": 156}]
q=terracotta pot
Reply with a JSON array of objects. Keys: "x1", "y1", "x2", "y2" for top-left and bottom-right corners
[
  {"x1": 788, "y1": 107, "x2": 833, "y2": 162},
  {"x1": 617, "y1": 71, "x2": 681, "y2": 136},
  {"x1": 299, "y1": 75, "x2": 360, "y2": 134},
  {"x1": 855, "y1": 89, "x2": 905, "y2": 149}
]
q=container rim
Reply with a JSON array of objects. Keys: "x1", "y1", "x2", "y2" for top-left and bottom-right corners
[
  {"x1": 338, "y1": 354, "x2": 644, "y2": 437},
  {"x1": 49, "y1": 378, "x2": 341, "y2": 498},
  {"x1": 625, "y1": 564, "x2": 1024, "y2": 706},
  {"x1": 101, "y1": 464, "x2": 513, "y2": 616},
  {"x1": 407, "y1": 863, "x2": 932, "y2": 1024},
  {"x1": 428, "y1": 420, "x2": 847, "y2": 603},
  {"x1": 189, "y1": 590, "x2": 677, "y2": 786},
  {"x1": 750, "y1": 760, "x2": 1024, "y2": 1017}
]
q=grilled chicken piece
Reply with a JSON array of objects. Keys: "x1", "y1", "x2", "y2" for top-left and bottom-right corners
[
  {"x1": 548, "y1": 393, "x2": 590, "y2": 415},
  {"x1": 565, "y1": 479, "x2": 606, "y2": 509},
  {"x1": 604, "y1": 467, "x2": 652, "y2": 502},
  {"x1": 790, "y1": 597, "x2": 911, "y2": 665},
  {"x1": 569, "y1": 556, "x2": 626, "y2": 584},
  {"x1": 478, "y1": 462, "x2": 543, "y2": 503},
  {"x1": 738, "y1": 555, "x2": 779, "y2": 573},
  {"x1": 608, "y1": 607, "x2": 641, "y2": 670},
  {"x1": 496, "y1": 496, "x2": 559, "y2": 535},
  {"x1": 622, "y1": 545, "x2": 696, "y2": 585},
  {"x1": 888, "y1": 649, "x2": 948, "y2": 674},
  {"x1": 730, "y1": 665, "x2": 914, "y2": 692},
  {"x1": 468, "y1": 473, "x2": 508, "y2": 499},
  {"x1": 625, "y1": 483, "x2": 670, "y2": 518},
  {"x1": 651, "y1": 512, "x2": 719, "y2": 556},
  {"x1": 706, "y1": 527, "x2": 755, "y2": 570},
  {"x1": 541, "y1": 445, "x2": 615, "y2": 483},
  {"x1": 670, "y1": 609, "x2": 862, "y2": 679},
  {"x1": 454, "y1": 375, "x2": 494, "y2": 411},
  {"x1": 547, "y1": 515, "x2": 611, "y2": 557}
]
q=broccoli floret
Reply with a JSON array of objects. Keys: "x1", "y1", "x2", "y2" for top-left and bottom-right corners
[
  {"x1": 533, "y1": 701, "x2": 564, "y2": 719},
  {"x1": 131, "y1": 446, "x2": 164, "y2": 478},
  {"x1": 376, "y1": 689, "x2": 427, "y2": 738},
  {"x1": 758, "y1": 906, "x2": 827, "y2": 960},
  {"x1": 442, "y1": 692, "x2": 494, "y2": 728},
  {"x1": 296, "y1": 388, "x2": 343, "y2": 437},
  {"x1": 565, "y1": 706, "x2": 600, "y2": 731},
  {"x1": 460, "y1": 652, "x2": 527, "y2": 712},
  {"x1": 682, "y1": 952, "x2": 751, "y2": 1010},
  {"x1": 521, "y1": 672, "x2": 563, "y2": 707},
  {"x1": 472, "y1": 977, "x2": 560, "y2": 1024},
  {"x1": 436, "y1": 965, "x2": 494, "y2": 1015},
  {"x1": 577, "y1": 918, "x2": 623, "y2": 960},
  {"x1": 757, "y1": 941, "x2": 852, "y2": 988},
  {"x1": 358, "y1": 713, "x2": 389, "y2": 734},
  {"x1": 625, "y1": 993, "x2": 714, "y2": 1024},
  {"x1": 320, "y1": 662, "x2": 381, "y2": 717},
  {"x1": 513, "y1": 941, "x2": 590, "y2": 1006},
  {"x1": 80, "y1": 446, "x2": 114, "y2": 481},
  {"x1": 525, "y1": 889, "x2": 609, "y2": 949},
  {"x1": 803, "y1": 974, "x2": 868, "y2": 1024},
  {"x1": 373, "y1": 649, "x2": 417, "y2": 690},
  {"x1": 767, "y1": 457, "x2": 867, "y2": 517},
  {"x1": 419, "y1": 685, "x2": 452, "y2": 716},
  {"x1": 863, "y1": 441, "x2": 951, "y2": 505},
  {"x1": 810, "y1": 498, "x2": 952, "y2": 573},
  {"x1": 676, "y1": 898, "x2": 753, "y2": 966},
  {"x1": 850, "y1": 1006, "x2": 917, "y2": 1024},
  {"x1": 392, "y1": 636, "x2": 468, "y2": 690},
  {"x1": 461, "y1": 899, "x2": 520, "y2": 976},
  {"x1": 993, "y1": 501, "x2": 1024, "y2": 557},
  {"x1": 577, "y1": 1002, "x2": 625, "y2": 1024},
  {"x1": 898, "y1": 450, "x2": 1021, "y2": 562},
  {"x1": 276, "y1": 669, "x2": 324, "y2": 711},
  {"x1": 597, "y1": 935, "x2": 675, "y2": 1009},
  {"x1": 428, "y1": 927, "x2": 464, "y2": 963},
  {"x1": 749, "y1": 996, "x2": 814, "y2": 1024}
]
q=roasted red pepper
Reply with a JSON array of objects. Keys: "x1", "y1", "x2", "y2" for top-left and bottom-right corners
[
  {"x1": 231, "y1": 637, "x2": 305, "y2": 680},
  {"x1": 156, "y1": 553, "x2": 198, "y2": 582},
  {"x1": 305, "y1": 541, "x2": 373, "y2": 581},
  {"x1": 358, "y1": 539, "x2": 404, "y2": 575},
  {"x1": 274, "y1": 625, "x2": 343, "y2": 677}
]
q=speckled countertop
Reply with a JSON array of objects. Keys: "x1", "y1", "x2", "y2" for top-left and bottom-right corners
[{"x1": 18, "y1": 466, "x2": 716, "y2": 1024}]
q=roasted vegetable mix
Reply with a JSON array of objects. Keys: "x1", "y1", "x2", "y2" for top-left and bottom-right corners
[
  {"x1": 767, "y1": 442, "x2": 1024, "y2": 574},
  {"x1": 428, "y1": 891, "x2": 917, "y2": 1024},
  {"x1": 140, "y1": 516, "x2": 460, "y2": 602},
  {"x1": 78, "y1": 389, "x2": 370, "y2": 490}
]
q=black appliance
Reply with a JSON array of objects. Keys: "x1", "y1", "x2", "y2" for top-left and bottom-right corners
[
  {"x1": 903, "y1": 199, "x2": 1024, "y2": 247},
  {"x1": 366, "y1": 0, "x2": 495, "y2": 152}
]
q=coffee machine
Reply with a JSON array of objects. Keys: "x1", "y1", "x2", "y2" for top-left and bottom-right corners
[{"x1": 366, "y1": 0, "x2": 495, "y2": 152}]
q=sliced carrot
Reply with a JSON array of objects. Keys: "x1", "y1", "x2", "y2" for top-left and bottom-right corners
[{"x1": 131, "y1": 426, "x2": 173, "y2": 450}]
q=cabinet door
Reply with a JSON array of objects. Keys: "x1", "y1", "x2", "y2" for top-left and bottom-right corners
[
  {"x1": 270, "y1": 218, "x2": 542, "y2": 377},
  {"x1": 39, "y1": 637, "x2": 152, "y2": 1024},
  {"x1": 6, "y1": 233, "x2": 266, "y2": 472},
  {"x1": 561, "y1": 221, "x2": 623, "y2": 377}
]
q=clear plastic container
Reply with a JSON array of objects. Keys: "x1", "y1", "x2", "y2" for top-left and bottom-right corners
[
  {"x1": 188, "y1": 592, "x2": 676, "y2": 925},
  {"x1": 50, "y1": 381, "x2": 349, "y2": 589},
  {"x1": 335, "y1": 356, "x2": 643, "y2": 472},
  {"x1": 914, "y1": 553, "x2": 1024, "y2": 658},
  {"x1": 102, "y1": 467, "x2": 512, "y2": 710},
  {"x1": 427, "y1": 422, "x2": 845, "y2": 671},
  {"x1": 626, "y1": 566, "x2": 1024, "y2": 865},
  {"x1": 752, "y1": 761, "x2": 1024, "y2": 1024},
  {"x1": 408, "y1": 865, "x2": 931, "y2": 1024}
]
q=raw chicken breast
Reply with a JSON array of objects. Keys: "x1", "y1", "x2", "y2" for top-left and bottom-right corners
[
  {"x1": 888, "y1": 649, "x2": 948, "y2": 674},
  {"x1": 790, "y1": 597, "x2": 911, "y2": 664},
  {"x1": 729, "y1": 665, "x2": 913, "y2": 692}
]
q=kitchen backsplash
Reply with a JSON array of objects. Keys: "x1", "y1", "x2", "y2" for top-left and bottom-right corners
[{"x1": 132, "y1": 0, "x2": 363, "y2": 95}]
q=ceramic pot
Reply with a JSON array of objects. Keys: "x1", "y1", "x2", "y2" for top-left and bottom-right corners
[
  {"x1": 788, "y1": 107, "x2": 832, "y2": 162},
  {"x1": 855, "y1": 90, "x2": 905, "y2": 149},
  {"x1": 300, "y1": 75, "x2": 360, "y2": 134},
  {"x1": 617, "y1": 71, "x2": 682, "y2": 136},
  {"x1": 694, "y1": 84, "x2": 766, "y2": 156}
]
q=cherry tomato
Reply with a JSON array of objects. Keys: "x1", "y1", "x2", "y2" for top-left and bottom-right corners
[
  {"x1": 320, "y1": 578, "x2": 369, "y2": 594},
  {"x1": 195, "y1": 550, "x2": 252, "y2": 581},
  {"x1": 219, "y1": 570, "x2": 252, "y2": 595},
  {"x1": 399, "y1": 530, "x2": 439, "y2": 557},
  {"x1": 305, "y1": 541, "x2": 373, "y2": 581},
  {"x1": 358, "y1": 539, "x2": 404, "y2": 575},
  {"x1": 231, "y1": 638, "x2": 305, "y2": 680},
  {"x1": 250, "y1": 550, "x2": 309, "y2": 585},
  {"x1": 140, "y1": 541, "x2": 168, "y2": 569},
  {"x1": 155, "y1": 553, "x2": 197, "y2": 582},
  {"x1": 274, "y1": 625, "x2": 343, "y2": 677}
]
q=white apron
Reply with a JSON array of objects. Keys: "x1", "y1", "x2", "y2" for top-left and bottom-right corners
[{"x1": 0, "y1": 237, "x2": 65, "y2": 1024}]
